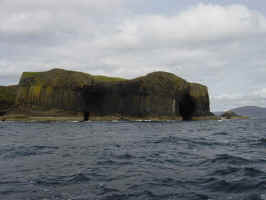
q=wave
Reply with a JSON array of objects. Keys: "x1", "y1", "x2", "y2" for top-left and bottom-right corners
[
  {"x1": 212, "y1": 131, "x2": 229, "y2": 136},
  {"x1": 247, "y1": 137, "x2": 266, "y2": 148},
  {"x1": 1, "y1": 145, "x2": 59, "y2": 159},
  {"x1": 96, "y1": 159, "x2": 132, "y2": 166},
  {"x1": 200, "y1": 154, "x2": 251, "y2": 166},
  {"x1": 206, "y1": 178, "x2": 266, "y2": 193},
  {"x1": 210, "y1": 166, "x2": 265, "y2": 177},
  {"x1": 255, "y1": 138, "x2": 266, "y2": 145},
  {"x1": 34, "y1": 172, "x2": 90, "y2": 186},
  {"x1": 1, "y1": 119, "x2": 266, "y2": 200},
  {"x1": 152, "y1": 136, "x2": 227, "y2": 147},
  {"x1": 114, "y1": 153, "x2": 135, "y2": 160}
]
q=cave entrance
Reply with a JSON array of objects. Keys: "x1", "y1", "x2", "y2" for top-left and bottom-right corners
[
  {"x1": 83, "y1": 112, "x2": 90, "y2": 121},
  {"x1": 179, "y1": 95, "x2": 196, "y2": 121}
]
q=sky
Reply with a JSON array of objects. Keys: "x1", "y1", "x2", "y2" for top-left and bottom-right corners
[{"x1": 1, "y1": 0, "x2": 266, "y2": 111}]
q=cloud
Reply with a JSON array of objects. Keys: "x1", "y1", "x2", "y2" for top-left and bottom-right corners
[
  {"x1": 0, "y1": 0, "x2": 123, "y2": 14},
  {"x1": 252, "y1": 88, "x2": 266, "y2": 98},
  {"x1": 0, "y1": 0, "x2": 123, "y2": 44},
  {"x1": 96, "y1": 4, "x2": 266, "y2": 49},
  {"x1": 211, "y1": 86, "x2": 266, "y2": 111},
  {"x1": 0, "y1": 0, "x2": 125, "y2": 73},
  {"x1": 212, "y1": 92, "x2": 266, "y2": 111},
  {"x1": 91, "y1": 3, "x2": 266, "y2": 82},
  {"x1": 0, "y1": 2, "x2": 266, "y2": 110}
]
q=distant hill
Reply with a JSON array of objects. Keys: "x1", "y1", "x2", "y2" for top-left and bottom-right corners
[{"x1": 229, "y1": 106, "x2": 266, "y2": 118}]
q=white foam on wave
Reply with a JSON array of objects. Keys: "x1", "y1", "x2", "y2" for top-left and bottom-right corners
[{"x1": 135, "y1": 119, "x2": 152, "y2": 122}]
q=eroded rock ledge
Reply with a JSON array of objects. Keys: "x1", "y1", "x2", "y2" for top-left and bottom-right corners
[{"x1": 1, "y1": 68, "x2": 214, "y2": 121}]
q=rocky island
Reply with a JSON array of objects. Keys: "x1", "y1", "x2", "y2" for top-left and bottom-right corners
[
  {"x1": 1, "y1": 68, "x2": 214, "y2": 121},
  {"x1": 220, "y1": 111, "x2": 248, "y2": 120}
]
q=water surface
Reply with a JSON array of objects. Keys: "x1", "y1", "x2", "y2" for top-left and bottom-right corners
[{"x1": 0, "y1": 119, "x2": 265, "y2": 200}]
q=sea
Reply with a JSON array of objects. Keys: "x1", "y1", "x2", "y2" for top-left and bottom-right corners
[{"x1": 0, "y1": 118, "x2": 265, "y2": 200}]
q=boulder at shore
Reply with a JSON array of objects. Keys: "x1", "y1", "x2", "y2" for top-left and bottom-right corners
[{"x1": 3, "y1": 68, "x2": 214, "y2": 121}]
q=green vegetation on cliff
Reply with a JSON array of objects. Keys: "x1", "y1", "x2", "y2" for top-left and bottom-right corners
[
  {"x1": 19, "y1": 68, "x2": 126, "y2": 87},
  {"x1": 0, "y1": 86, "x2": 17, "y2": 115},
  {"x1": 16, "y1": 68, "x2": 127, "y2": 112},
  {"x1": 12, "y1": 68, "x2": 213, "y2": 120},
  {"x1": 133, "y1": 71, "x2": 188, "y2": 96},
  {"x1": 19, "y1": 68, "x2": 92, "y2": 88},
  {"x1": 93, "y1": 75, "x2": 127, "y2": 82},
  {"x1": 0, "y1": 86, "x2": 17, "y2": 104}
]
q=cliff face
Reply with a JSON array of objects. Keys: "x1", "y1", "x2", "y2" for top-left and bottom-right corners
[
  {"x1": 188, "y1": 83, "x2": 211, "y2": 117},
  {"x1": 81, "y1": 71, "x2": 213, "y2": 120},
  {"x1": 15, "y1": 68, "x2": 125, "y2": 114},
  {"x1": 16, "y1": 69, "x2": 92, "y2": 112},
  {"x1": 0, "y1": 86, "x2": 17, "y2": 115},
  {"x1": 14, "y1": 68, "x2": 212, "y2": 120}
]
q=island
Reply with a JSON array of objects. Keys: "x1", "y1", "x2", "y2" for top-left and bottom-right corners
[
  {"x1": 220, "y1": 111, "x2": 248, "y2": 120},
  {"x1": 0, "y1": 68, "x2": 215, "y2": 121}
]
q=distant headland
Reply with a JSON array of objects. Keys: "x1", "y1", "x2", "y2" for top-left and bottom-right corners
[{"x1": 0, "y1": 68, "x2": 215, "y2": 121}]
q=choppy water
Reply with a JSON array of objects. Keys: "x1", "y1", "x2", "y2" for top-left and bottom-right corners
[{"x1": 0, "y1": 119, "x2": 265, "y2": 200}]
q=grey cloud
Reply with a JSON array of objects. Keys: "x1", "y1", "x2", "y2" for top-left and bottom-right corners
[
  {"x1": 212, "y1": 93, "x2": 266, "y2": 111},
  {"x1": 95, "y1": 4, "x2": 266, "y2": 50},
  {"x1": 0, "y1": 2, "x2": 266, "y2": 111}
]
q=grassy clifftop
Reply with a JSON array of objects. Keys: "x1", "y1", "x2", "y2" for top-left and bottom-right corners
[
  {"x1": 20, "y1": 68, "x2": 92, "y2": 88},
  {"x1": 132, "y1": 71, "x2": 188, "y2": 95},
  {"x1": 93, "y1": 75, "x2": 127, "y2": 83},
  {"x1": 20, "y1": 68, "x2": 127, "y2": 88}
]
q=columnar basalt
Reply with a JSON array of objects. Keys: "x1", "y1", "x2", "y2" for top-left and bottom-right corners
[
  {"x1": 6, "y1": 68, "x2": 213, "y2": 120},
  {"x1": 80, "y1": 71, "x2": 213, "y2": 120},
  {"x1": 15, "y1": 69, "x2": 92, "y2": 113},
  {"x1": 0, "y1": 86, "x2": 17, "y2": 116}
]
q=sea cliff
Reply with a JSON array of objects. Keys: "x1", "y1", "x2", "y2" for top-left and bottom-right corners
[
  {"x1": 1, "y1": 68, "x2": 214, "y2": 121},
  {"x1": 0, "y1": 86, "x2": 17, "y2": 116}
]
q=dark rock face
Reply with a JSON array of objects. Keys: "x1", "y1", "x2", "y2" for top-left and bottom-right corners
[
  {"x1": 15, "y1": 69, "x2": 93, "y2": 113},
  {"x1": 80, "y1": 72, "x2": 212, "y2": 120},
  {"x1": 14, "y1": 68, "x2": 213, "y2": 120},
  {"x1": 0, "y1": 86, "x2": 17, "y2": 116}
]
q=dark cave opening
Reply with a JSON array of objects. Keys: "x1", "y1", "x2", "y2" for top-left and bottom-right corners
[
  {"x1": 0, "y1": 111, "x2": 6, "y2": 116},
  {"x1": 83, "y1": 112, "x2": 90, "y2": 121},
  {"x1": 179, "y1": 95, "x2": 196, "y2": 121},
  {"x1": 81, "y1": 84, "x2": 107, "y2": 119}
]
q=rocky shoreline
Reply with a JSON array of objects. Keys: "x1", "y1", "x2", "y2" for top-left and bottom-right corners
[{"x1": 0, "y1": 114, "x2": 219, "y2": 122}]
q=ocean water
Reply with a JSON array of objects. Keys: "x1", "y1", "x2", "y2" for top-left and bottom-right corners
[{"x1": 0, "y1": 119, "x2": 265, "y2": 200}]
